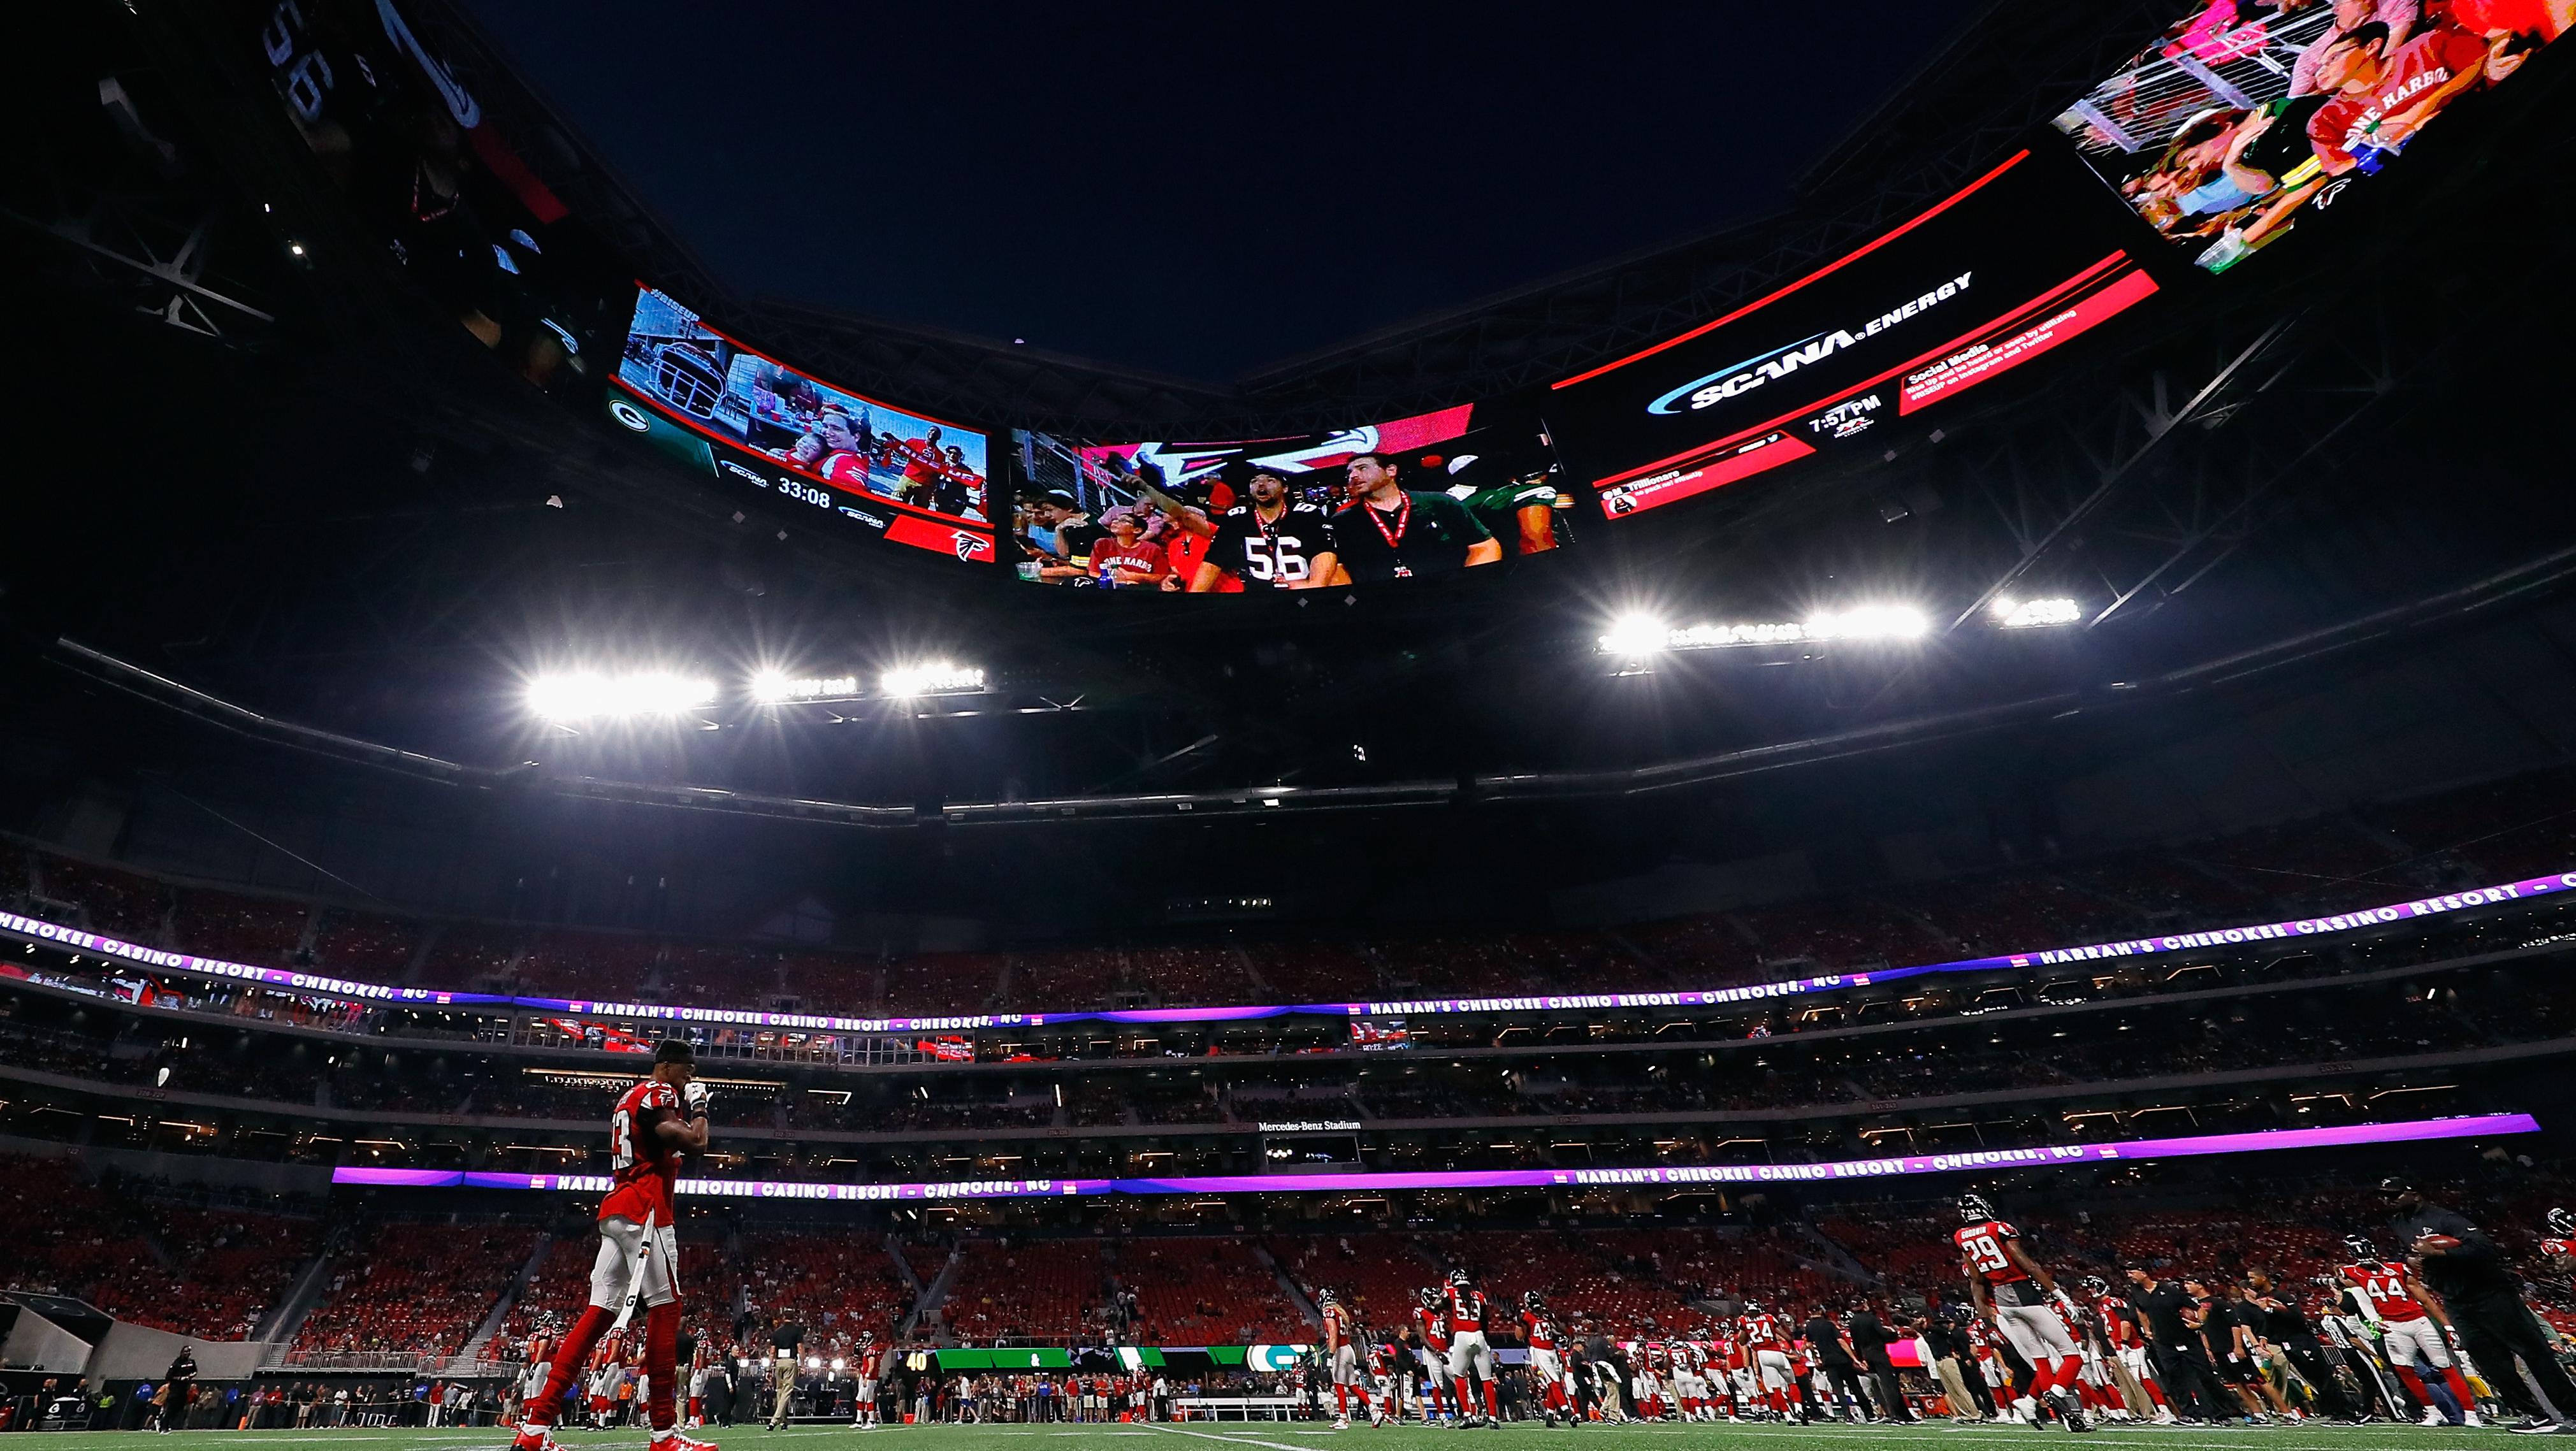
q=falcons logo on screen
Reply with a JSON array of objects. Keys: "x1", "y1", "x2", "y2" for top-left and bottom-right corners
[{"x1": 952, "y1": 531, "x2": 983, "y2": 561}]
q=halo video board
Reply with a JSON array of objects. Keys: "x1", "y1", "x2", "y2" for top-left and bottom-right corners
[
  {"x1": 611, "y1": 285, "x2": 996, "y2": 562},
  {"x1": 1011, "y1": 402, "x2": 1572, "y2": 593},
  {"x1": 1542, "y1": 148, "x2": 2161, "y2": 519}
]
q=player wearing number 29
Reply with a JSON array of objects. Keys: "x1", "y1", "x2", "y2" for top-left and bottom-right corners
[
  {"x1": 1954, "y1": 1192, "x2": 2094, "y2": 1433},
  {"x1": 514, "y1": 1039, "x2": 714, "y2": 1451}
]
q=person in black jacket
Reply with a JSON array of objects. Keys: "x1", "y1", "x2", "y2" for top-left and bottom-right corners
[
  {"x1": 2124, "y1": 1267, "x2": 2232, "y2": 1422},
  {"x1": 1802, "y1": 1310, "x2": 1874, "y2": 1422},
  {"x1": 2244, "y1": 1270, "x2": 2361, "y2": 1422},
  {"x1": 1847, "y1": 1304, "x2": 1916, "y2": 1423},
  {"x1": 2385, "y1": 1178, "x2": 2576, "y2": 1434}
]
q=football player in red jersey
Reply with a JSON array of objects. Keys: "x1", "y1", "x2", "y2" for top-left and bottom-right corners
[
  {"x1": 1707, "y1": 1324, "x2": 1746, "y2": 1421},
  {"x1": 1739, "y1": 1302, "x2": 1801, "y2": 1422},
  {"x1": 513, "y1": 1039, "x2": 713, "y2": 1451},
  {"x1": 1519, "y1": 1290, "x2": 1574, "y2": 1426},
  {"x1": 1953, "y1": 1192, "x2": 2092, "y2": 1433},
  {"x1": 851, "y1": 1331, "x2": 883, "y2": 1429},
  {"x1": 1443, "y1": 1269, "x2": 1499, "y2": 1427},
  {"x1": 2338, "y1": 1234, "x2": 2478, "y2": 1424},
  {"x1": 1411, "y1": 1288, "x2": 1452, "y2": 1424},
  {"x1": 1318, "y1": 1289, "x2": 1374, "y2": 1428},
  {"x1": 2082, "y1": 1274, "x2": 2167, "y2": 1422},
  {"x1": 2542, "y1": 1207, "x2": 2575, "y2": 1272}
]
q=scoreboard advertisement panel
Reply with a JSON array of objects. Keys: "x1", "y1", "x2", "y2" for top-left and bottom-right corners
[
  {"x1": 1542, "y1": 147, "x2": 2162, "y2": 520},
  {"x1": 612, "y1": 285, "x2": 997, "y2": 563}
]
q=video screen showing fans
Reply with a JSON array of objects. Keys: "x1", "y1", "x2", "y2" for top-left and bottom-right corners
[
  {"x1": 1543, "y1": 147, "x2": 2162, "y2": 519},
  {"x1": 2054, "y1": 0, "x2": 2566, "y2": 273},
  {"x1": 248, "y1": 0, "x2": 629, "y2": 399},
  {"x1": 612, "y1": 285, "x2": 995, "y2": 563},
  {"x1": 1009, "y1": 402, "x2": 1573, "y2": 592}
]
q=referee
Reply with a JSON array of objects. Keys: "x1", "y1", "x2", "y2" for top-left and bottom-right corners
[{"x1": 2385, "y1": 1178, "x2": 2576, "y2": 1434}]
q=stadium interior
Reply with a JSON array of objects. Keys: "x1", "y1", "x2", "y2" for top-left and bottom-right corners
[{"x1": 3, "y1": 0, "x2": 2576, "y2": 1440}]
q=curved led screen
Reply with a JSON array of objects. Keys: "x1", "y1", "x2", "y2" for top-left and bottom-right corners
[
  {"x1": 611, "y1": 285, "x2": 996, "y2": 562},
  {"x1": 1011, "y1": 403, "x2": 1573, "y2": 591},
  {"x1": 245, "y1": 0, "x2": 2546, "y2": 574},
  {"x1": 2055, "y1": 1, "x2": 2566, "y2": 273},
  {"x1": 1542, "y1": 148, "x2": 2162, "y2": 519}
]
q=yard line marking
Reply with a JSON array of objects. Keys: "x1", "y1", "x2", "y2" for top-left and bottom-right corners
[{"x1": 1148, "y1": 1422, "x2": 1331, "y2": 1451}]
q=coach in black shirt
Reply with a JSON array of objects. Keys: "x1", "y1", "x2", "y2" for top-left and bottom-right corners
[
  {"x1": 2125, "y1": 1267, "x2": 2231, "y2": 1422},
  {"x1": 1329, "y1": 452, "x2": 1500, "y2": 583},
  {"x1": 2387, "y1": 1178, "x2": 2576, "y2": 1431},
  {"x1": 1848, "y1": 1304, "x2": 1914, "y2": 1423},
  {"x1": 1804, "y1": 1310, "x2": 1874, "y2": 1421}
]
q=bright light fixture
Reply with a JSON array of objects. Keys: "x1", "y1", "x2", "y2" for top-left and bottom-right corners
[
  {"x1": 881, "y1": 663, "x2": 986, "y2": 698},
  {"x1": 755, "y1": 672, "x2": 862, "y2": 704},
  {"x1": 526, "y1": 670, "x2": 718, "y2": 721},
  {"x1": 1595, "y1": 614, "x2": 1668, "y2": 656},
  {"x1": 1600, "y1": 605, "x2": 1929, "y2": 653},
  {"x1": 1804, "y1": 605, "x2": 1928, "y2": 640},
  {"x1": 1996, "y1": 596, "x2": 2082, "y2": 629}
]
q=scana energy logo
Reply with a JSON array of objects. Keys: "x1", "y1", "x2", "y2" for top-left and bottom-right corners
[{"x1": 1647, "y1": 272, "x2": 1975, "y2": 415}]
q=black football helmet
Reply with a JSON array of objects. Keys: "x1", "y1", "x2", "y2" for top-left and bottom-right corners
[
  {"x1": 2548, "y1": 1207, "x2": 2574, "y2": 1236},
  {"x1": 1419, "y1": 1287, "x2": 1442, "y2": 1310},
  {"x1": 2343, "y1": 1234, "x2": 2380, "y2": 1262},
  {"x1": 2080, "y1": 1275, "x2": 2109, "y2": 1296},
  {"x1": 1448, "y1": 1268, "x2": 1472, "y2": 1289},
  {"x1": 1958, "y1": 1192, "x2": 1997, "y2": 1224},
  {"x1": 1523, "y1": 1290, "x2": 1545, "y2": 1313},
  {"x1": 1319, "y1": 1288, "x2": 1339, "y2": 1308}
]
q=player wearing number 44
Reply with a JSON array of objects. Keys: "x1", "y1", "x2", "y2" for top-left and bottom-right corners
[{"x1": 512, "y1": 1039, "x2": 716, "y2": 1451}]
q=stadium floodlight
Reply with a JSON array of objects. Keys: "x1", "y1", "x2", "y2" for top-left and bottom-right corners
[
  {"x1": 526, "y1": 670, "x2": 718, "y2": 721},
  {"x1": 754, "y1": 672, "x2": 864, "y2": 704},
  {"x1": 1595, "y1": 614, "x2": 1669, "y2": 656},
  {"x1": 1803, "y1": 605, "x2": 1930, "y2": 641},
  {"x1": 1995, "y1": 596, "x2": 2083, "y2": 629},
  {"x1": 880, "y1": 662, "x2": 987, "y2": 698}
]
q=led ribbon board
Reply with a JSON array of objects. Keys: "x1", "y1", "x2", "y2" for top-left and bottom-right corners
[
  {"x1": 332, "y1": 1113, "x2": 2539, "y2": 1197},
  {"x1": 1545, "y1": 148, "x2": 2160, "y2": 519},
  {"x1": 3, "y1": 873, "x2": 2561, "y2": 1032}
]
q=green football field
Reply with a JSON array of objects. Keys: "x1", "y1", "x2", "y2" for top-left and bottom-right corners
[{"x1": 48, "y1": 1422, "x2": 2517, "y2": 1451}]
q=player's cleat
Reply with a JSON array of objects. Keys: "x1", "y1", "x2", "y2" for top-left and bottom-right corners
[
  {"x1": 1333, "y1": 1417, "x2": 1350, "y2": 1431},
  {"x1": 2467, "y1": 1412, "x2": 2488, "y2": 1428},
  {"x1": 2422, "y1": 1406, "x2": 2449, "y2": 1426},
  {"x1": 512, "y1": 1426, "x2": 565, "y2": 1451},
  {"x1": 2506, "y1": 1416, "x2": 2568, "y2": 1434},
  {"x1": 649, "y1": 1431, "x2": 718, "y2": 1451}
]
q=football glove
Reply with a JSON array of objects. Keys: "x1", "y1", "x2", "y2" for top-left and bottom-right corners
[{"x1": 681, "y1": 1079, "x2": 712, "y2": 1118}]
